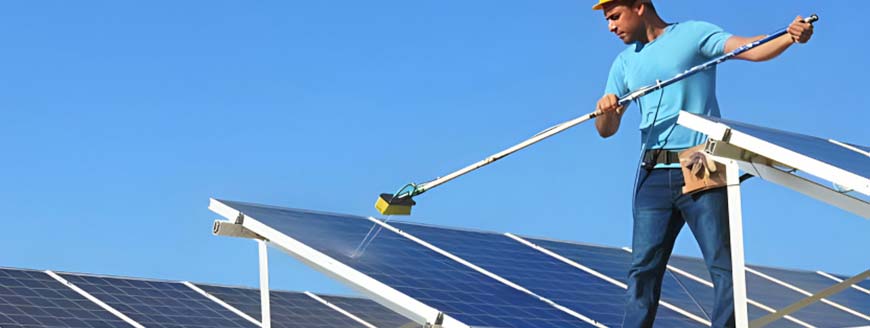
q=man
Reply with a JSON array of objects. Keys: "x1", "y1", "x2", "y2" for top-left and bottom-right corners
[{"x1": 591, "y1": 0, "x2": 813, "y2": 327}]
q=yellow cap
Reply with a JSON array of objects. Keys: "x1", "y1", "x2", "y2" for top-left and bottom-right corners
[
  {"x1": 592, "y1": 0, "x2": 617, "y2": 10},
  {"x1": 592, "y1": 0, "x2": 650, "y2": 10}
]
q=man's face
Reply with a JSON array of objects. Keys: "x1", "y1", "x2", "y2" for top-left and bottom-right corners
[{"x1": 602, "y1": 1, "x2": 642, "y2": 44}]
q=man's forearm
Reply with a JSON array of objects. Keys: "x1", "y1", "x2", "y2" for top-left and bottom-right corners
[
  {"x1": 728, "y1": 16, "x2": 813, "y2": 62},
  {"x1": 728, "y1": 34, "x2": 794, "y2": 62},
  {"x1": 595, "y1": 112, "x2": 621, "y2": 138}
]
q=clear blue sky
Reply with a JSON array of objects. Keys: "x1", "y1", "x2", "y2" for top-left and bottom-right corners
[{"x1": 2, "y1": 1, "x2": 867, "y2": 297}]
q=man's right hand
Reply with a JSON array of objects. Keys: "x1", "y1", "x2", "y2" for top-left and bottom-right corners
[
  {"x1": 594, "y1": 93, "x2": 625, "y2": 138},
  {"x1": 596, "y1": 93, "x2": 625, "y2": 116}
]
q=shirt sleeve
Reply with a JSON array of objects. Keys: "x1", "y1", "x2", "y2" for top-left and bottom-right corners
[
  {"x1": 695, "y1": 21, "x2": 733, "y2": 59},
  {"x1": 604, "y1": 54, "x2": 629, "y2": 107}
]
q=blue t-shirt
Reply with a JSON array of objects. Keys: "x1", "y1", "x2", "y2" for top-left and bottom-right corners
[{"x1": 605, "y1": 21, "x2": 732, "y2": 161}]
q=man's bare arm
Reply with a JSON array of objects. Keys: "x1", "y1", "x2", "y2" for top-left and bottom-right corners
[
  {"x1": 594, "y1": 93, "x2": 625, "y2": 138},
  {"x1": 729, "y1": 16, "x2": 814, "y2": 62}
]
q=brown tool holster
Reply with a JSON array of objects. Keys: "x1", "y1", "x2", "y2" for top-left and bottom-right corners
[{"x1": 679, "y1": 144, "x2": 727, "y2": 194}]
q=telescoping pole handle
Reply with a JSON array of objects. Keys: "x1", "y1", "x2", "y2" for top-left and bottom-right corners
[
  {"x1": 412, "y1": 109, "x2": 600, "y2": 196},
  {"x1": 615, "y1": 14, "x2": 818, "y2": 107},
  {"x1": 402, "y1": 14, "x2": 818, "y2": 199}
]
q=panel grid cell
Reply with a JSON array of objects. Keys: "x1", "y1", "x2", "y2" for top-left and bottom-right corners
[
  {"x1": 855, "y1": 277, "x2": 870, "y2": 294},
  {"x1": 195, "y1": 284, "x2": 365, "y2": 328},
  {"x1": 0, "y1": 268, "x2": 130, "y2": 328},
  {"x1": 318, "y1": 294, "x2": 422, "y2": 328},
  {"x1": 58, "y1": 273, "x2": 256, "y2": 328}
]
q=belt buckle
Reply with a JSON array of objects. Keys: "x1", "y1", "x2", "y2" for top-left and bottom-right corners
[{"x1": 641, "y1": 149, "x2": 660, "y2": 170}]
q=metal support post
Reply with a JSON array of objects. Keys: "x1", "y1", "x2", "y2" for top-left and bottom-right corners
[
  {"x1": 725, "y1": 160, "x2": 750, "y2": 327},
  {"x1": 259, "y1": 240, "x2": 271, "y2": 328}
]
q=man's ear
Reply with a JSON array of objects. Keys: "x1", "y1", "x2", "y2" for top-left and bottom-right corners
[{"x1": 635, "y1": 1, "x2": 646, "y2": 16}]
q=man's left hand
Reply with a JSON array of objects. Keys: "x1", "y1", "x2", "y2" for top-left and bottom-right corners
[{"x1": 789, "y1": 16, "x2": 814, "y2": 44}]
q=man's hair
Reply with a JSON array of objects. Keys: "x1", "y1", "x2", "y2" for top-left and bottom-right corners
[
  {"x1": 644, "y1": 1, "x2": 657, "y2": 13},
  {"x1": 615, "y1": 0, "x2": 656, "y2": 12}
]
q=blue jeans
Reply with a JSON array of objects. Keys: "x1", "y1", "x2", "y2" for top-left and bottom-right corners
[{"x1": 623, "y1": 168, "x2": 735, "y2": 328}]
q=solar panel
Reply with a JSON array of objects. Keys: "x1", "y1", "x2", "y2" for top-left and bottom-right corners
[
  {"x1": 677, "y1": 112, "x2": 870, "y2": 201},
  {"x1": 666, "y1": 256, "x2": 869, "y2": 327},
  {"x1": 524, "y1": 238, "x2": 805, "y2": 328},
  {"x1": 194, "y1": 284, "x2": 366, "y2": 328},
  {"x1": 749, "y1": 266, "x2": 870, "y2": 316},
  {"x1": 522, "y1": 237, "x2": 711, "y2": 323},
  {"x1": 58, "y1": 273, "x2": 256, "y2": 328},
  {"x1": 318, "y1": 294, "x2": 422, "y2": 328},
  {"x1": 214, "y1": 199, "x2": 594, "y2": 328},
  {"x1": 211, "y1": 199, "x2": 870, "y2": 328},
  {"x1": 699, "y1": 116, "x2": 870, "y2": 180},
  {"x1": 742, "y1": 270, "x2": 869, "y2": 327},
  {"x1": 390, "y1": 222, "x2": 702, "y2": 327},
  {"x1": 836, "y1": 274, "x2": 870, "y2": 305},
  {"x1": 0, "y1": 268, "x2": 129, "y2": 328},
  {"x1": 665, "y1": 267, "x2": 801, "y2": 328}
]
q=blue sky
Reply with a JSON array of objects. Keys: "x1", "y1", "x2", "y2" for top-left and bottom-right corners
[{"x1": 2, "y1": 1, "x2": 867, "y2": 297}]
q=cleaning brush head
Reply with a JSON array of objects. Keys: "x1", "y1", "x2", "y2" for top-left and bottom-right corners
[{"x1": 375, "y1": 193, "x2": 416, "y2": 216}]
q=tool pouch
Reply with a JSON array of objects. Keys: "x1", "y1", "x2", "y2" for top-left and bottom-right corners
[{"x1": 679, "y1": 144, "x2": 727, "y2": 195}]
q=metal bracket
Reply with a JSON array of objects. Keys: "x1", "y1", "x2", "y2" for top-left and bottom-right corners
[
  {"x1": 424, "y1": 312, "x2": 445, "y2": 328},
  {"x1": 213, "y1": 220, "x2": 264, "y2": 240},
  {"x1": 704, "y1": 140, "x2": 762, "y2": 183},
  {"x1": 707, "y1": 138, "x2": 804, "y2": 173},
  {"x1": 705, "y1": 139, "x2": 752, "y2": 162}
]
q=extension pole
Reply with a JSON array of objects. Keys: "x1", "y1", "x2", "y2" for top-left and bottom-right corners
[{"x1": 387, "y1": 14, "x2": 818, "y2": 202}]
